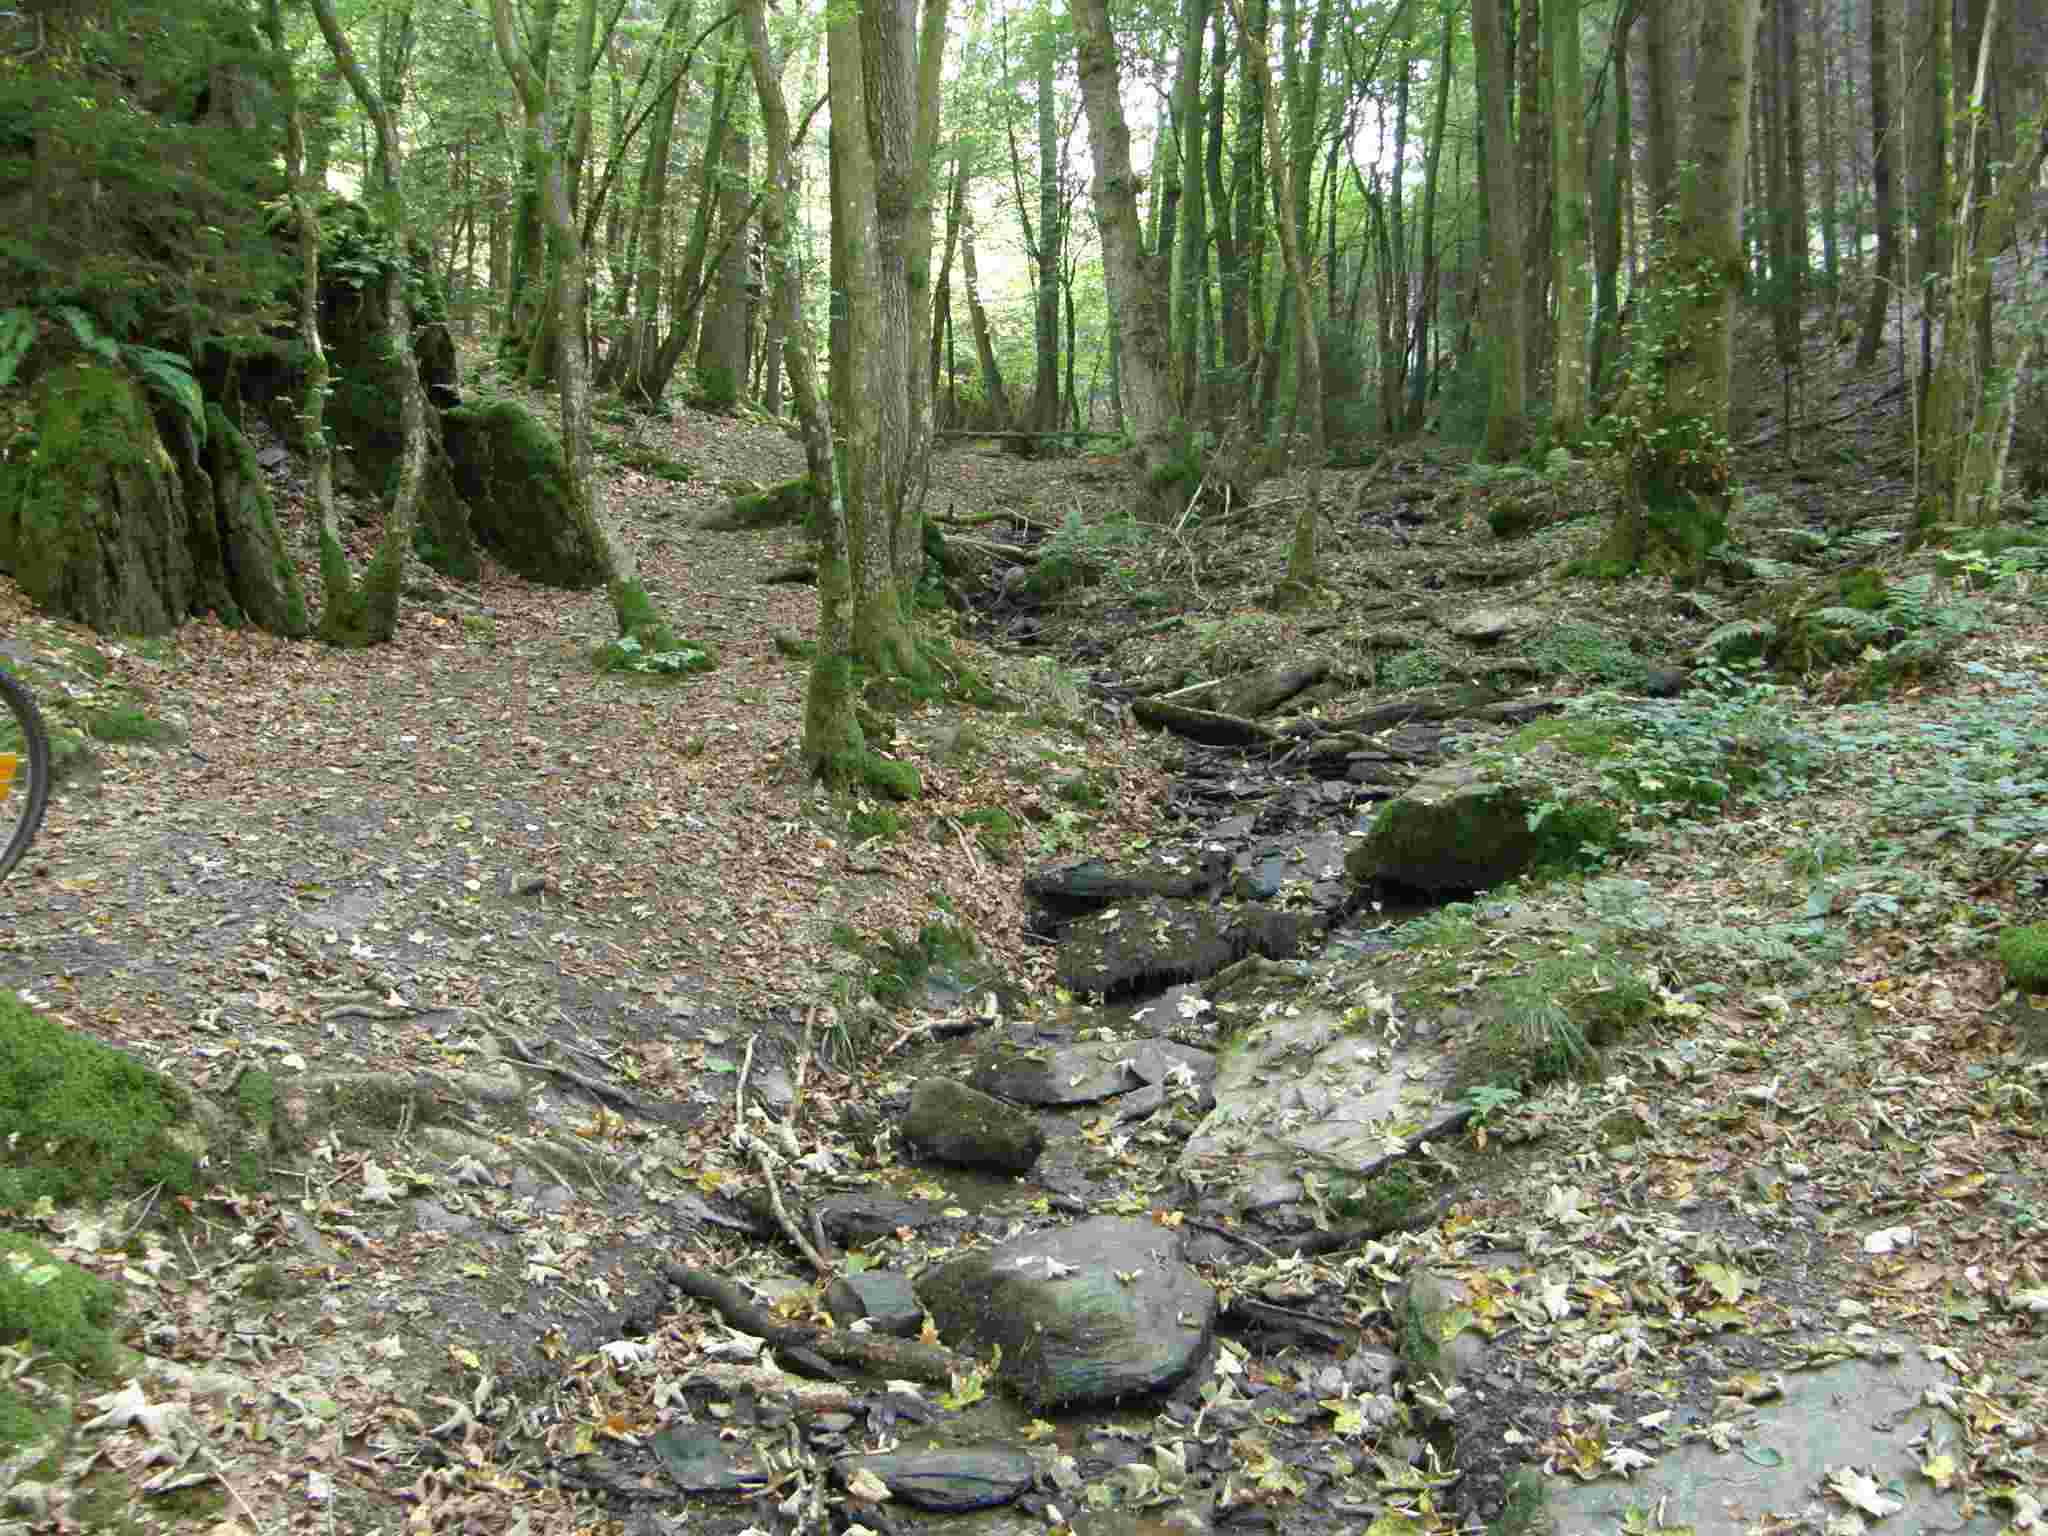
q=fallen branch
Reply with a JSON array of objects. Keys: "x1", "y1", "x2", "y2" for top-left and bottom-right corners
[
  {"x1": 736, "y1": 1036, "x2": 834, "y2": 1275},
  {"x1": 660, "y1": 1264, "x2": 969, "y2": 1386},
  {"x1": 1131, "y1": 697, "x2": 1280, "y2": 747}
]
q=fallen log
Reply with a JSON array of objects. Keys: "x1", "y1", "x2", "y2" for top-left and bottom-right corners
[
  {"x1": 1212, "y1": 660, "x2": 1328, "y2": 719},
  {"x1": 1131, "y1": 698, "x2": 1281, "y2": 747},
  {"x1": 660, "y1": 1263, "x2": 968, "y2": 1387}
]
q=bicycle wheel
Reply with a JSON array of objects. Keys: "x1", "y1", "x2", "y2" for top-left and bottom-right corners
[{"x1": 0, "y1": 666, "x2": 50, "y2": 883}]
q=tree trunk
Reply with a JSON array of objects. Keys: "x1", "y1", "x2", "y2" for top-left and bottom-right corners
[
  {"x1": 1407, "y1": 5, "x2": 1453, "y2": 431},
  {"x1": 1030, "y1": 23, "x2": 1064, "y2": 435},
  {"x1": 499, "y1": 0, "x2": 561, "y2": 368},
  {"x1": 309, "y1": 0, "x2": 423, "y2": 646},
  {"x1": 618, "y1": 21, "x2": 689, "y2": 404},
  {"x1": 1590, "y1": 0, "x2": 1632, "y2": 400},
  {"x1": 1204, "y1": 18, "x2": 1233, "y2": 398},
  {"x1": 1814, "y1": 0, "x2": 1840, "y2": 308},
  {"x1": 1914, "y1": 0, "x2": 1951, "y2": 404},
  {"x1": 1175, "y1": 0, "x2": 1209, "y2": 415},
  {"x1": 930, "y1": 151, "x2": 963, "y2": 413},
  {"x1": 698, "y1": 124, "x2": 754, "y2": 409},
  {"x1": 1853, "y1": 0, "x2": 1896, "y2": 363},
  {"x1": 1073, "y1": 0, "x2": 1186, "y2": 516},
  {"x1": 1602, "y1": 0, "x2": 1761, "y2": 581},
  {"x1": 1913, "y1": 8, "x2": 2044, "y2": 539},
  {"x1": 903, "y1": 0, "x2": 951, "y2": 557},
  {"x1": 649, "y1": 47, "x2": 738, "y2": 401},
  {"x1": 832, "y1": 4, "x2": 917, "y2": 677},
  {"x1": 1780, "y1": 0, "x2": 1810, "y2": 290},
  {"x1": 959, "y1": 192, "x2": 1011, "y2": 425},
  {"x1": 265, "y1": 0, "x2": 353, "y2": 635},
  {"x1": 1231, "y1": 0, "x2": 1320, "y2": 600},
  {"x1": 1518, "y1": 0, "x2": 1553, "y2": 403},
  {"x1": 492, "y1": 0, "x2": 676, "y2": 648},
  {"x1": 1549, "y1": 0, "x2": 1590, "y2": 442},
  {"x1": 1471, "y1": 0, "x2": 1528, "y2": 459},
  {"x1": 1644, "y1": 0, "x2": 1680, "y2": 220},
  {"x1": 738, "y1": 0, "x2": 859, "y2": 778}
]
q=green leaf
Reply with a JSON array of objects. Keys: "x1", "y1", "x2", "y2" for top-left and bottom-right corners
[
  {"x1": 0, "y1": 307, "x2": 33, "y2": 390},
  {"x1": 124, "y1": 346, "x2": 206, "y2": 447},
  {"x1": 56, "y1": 305, "x2": 119, "y2": 363}
]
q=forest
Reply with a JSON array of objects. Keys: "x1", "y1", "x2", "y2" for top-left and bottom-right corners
[{"x1": 5, "y1": 0, "x2": 2048, "y2": 1533}]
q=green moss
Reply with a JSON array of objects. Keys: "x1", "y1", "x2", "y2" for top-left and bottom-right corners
[
  {"x1": 1509, "y1": 715, "x2": 1629, "y2": 761},
  {"x1": 825, "y1": 748, "x2": 921, "y2": 801},
  {"x1": 1838, "y1": 567, "x2": 1889, "y2": 611},
  {"x1": 440, "y1": 401, "x2": 602, "y2": 588},
  {"x1": 2001, "y1": 923, "x2": 2048, "y2": 995},
  {"x1": 849, "y1": 805, "x2": 900, "y2": 842},
  {"x1": 618, "y1": 447, "x2": 694, "y2": 483},
  {"x1": 1490, "y1": 1467, "x2": 1551, "y2": 1536},
  {"x1": 694, "y1": 363, "x2": 740, "y2": 411},
  {"x1": 84, "y1": 704, "x2": 180, "y2": 746},
  {"x1": 1463, "y1": 949, "x2": 1651, "y2": 1092},
  {"x1": 1055, "y1": 774, "x2": 1106, "y2": 809},
  {"x1": 0, "y1": 991, "x2": 203, "y2": 1210},
  {"x1": 1561, "y1": 556, "x2": 1635, "y2": 582},
  {"x1": 1331, "y1": 1164, "x2": 1436, "y2": 1230},
  {"x1": 0, "y1": 1234, "x2": 126, "y2": 1378},
  {"x1": 959, "y1": 807, "x2": 1017, "y2": 862}
]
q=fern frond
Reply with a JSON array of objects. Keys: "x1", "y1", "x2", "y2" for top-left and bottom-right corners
[
  {"x1": 0, "y1": 308, "x2": 33, "y2": 390},
  {"x1": 124, "y1": 347, "x2": 206, "y2": 447}
]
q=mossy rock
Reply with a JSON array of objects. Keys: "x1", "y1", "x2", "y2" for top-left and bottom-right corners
[
  {"x1": 0, "y1": 990, "x2": 208, "y2": 1210},
  {"x1": 1487, "y1": 495, "x2": 1540, "y2": 540},
  {"x1": 698, "y1": 476, "x2": 816, "y2": 532},
  {"x1": 0, "y1": 362, "x2": 197, "y2": 634},
  {"x1": 441, "y1": 401, "x2": 604, "y2": 588},
  {"x1": 204, "y1": 406, "x2": 311, "y2": 636},
  {"x1": 2001, "y1": 924, "x2": 2048, "y2": 995},
  {"x1": 1345, "y1": 749, "x2": 1617, "y2": 895}
]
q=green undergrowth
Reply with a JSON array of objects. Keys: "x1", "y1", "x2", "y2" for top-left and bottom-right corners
[
  {"x1": 958, "y1": 807, "x2": 1018, "y2": 863},
  {"x1": 2000, "y1": 924, "x2": 2048, "y2": 995},
  {"x1": 829, "y1": 919, "x2": 979, "y2": 1009},
  {"x1": 83, "y1": 702, "x2": 180, "y2": 746},
  {"x1": 1461, "y1": 945, "x2": 1655, "y2": 1092},
  {"x1": 593, "y1": 632, "x2": 717, "y2": 678},
  {"x1": 0, "y1": 992, "x2": 203, "y2": 1212}
]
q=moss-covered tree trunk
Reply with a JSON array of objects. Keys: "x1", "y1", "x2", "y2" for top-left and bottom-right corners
[
  {"x1": 1549, "y1": 0, "x2": 1590, "y2": 444},
  {"x1": 737, "y1": 0, "x2": 860, "y2": 778},
  {"x1": 1912, "y1": 23, "x2": 2045, "y2": 541},
  {"x1": 263, "y1": 0, "x2": 351, "y2": 630},
  {"x1": 308, "y1": 0, "x2": 423, "y2": 647},
  {"x1": 493, "y1": 0, "x2": 679, "y2": 648},
  {"x1": 1599, "y1": 0, "x2": 1758, "y2": 583}
]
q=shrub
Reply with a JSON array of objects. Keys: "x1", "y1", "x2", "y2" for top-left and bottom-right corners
[{"x1": 2001, "y1": 924, "x2": 2048, "y2": 995}]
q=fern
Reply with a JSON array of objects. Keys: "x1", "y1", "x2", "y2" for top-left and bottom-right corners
[
  {"x1": 0, "y1": 308, "x2": 32, "y2": 390},
  {"x1": 125, "y1": 346, "x2": 205, "y2": 446},
  {"x1": 1698, "y1": 618, "x2": 1776, "y2": 663},
  {"x1": 55, "y1": 305, "x2": 119, "y2": 364},
  {"x1": 1885, "y1": 572, "x2": 1936, "y2": 628},
  {"x1": 1808, "y1": 606, "x2": 1892, "y2": 641}
]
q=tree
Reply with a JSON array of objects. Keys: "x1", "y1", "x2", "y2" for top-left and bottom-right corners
[
  {"x1": 1071, "y1": 0, "x2": 1187, "y2": 516},
  {"x1": 1471, "y1": 0, "x2": 1528, "y2": 460},
  {"x1": 1549, "y1": 0, "x2": 1590, "y2": 443},
  {"x1": 1600, "y1": 0, "x2": 1761, "y2": 579},
  {"x1": 492, "y1": 0, "x2": 682, "y2": 650},
  {"x1": 1853, "y1": 0, "x2": 1898, "y2": 364},
  {"x1": 307, "y1": 0, "x2": 428, "y2": 646}
]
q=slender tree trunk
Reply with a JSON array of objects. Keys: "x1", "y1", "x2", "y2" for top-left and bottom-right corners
[
  {"x1": 1030, "y1": 25, "x2": 1063, "y2": 435},
  {"x1": 1781, "y1": 0, "x2": 1810, "y2": 289},
  {"x1": 931, "y1": 151, "x2": 963, "y2": 414},
  {"x1": 266, "y1": 0, "x2": 351, "y2": 634},
  {"x1": 1471, "y1": 0, "x2": 1527, "y2": 459},
  {"x1": 1230, "y1": 0, "x2": 1321, "y2": 598},
  {"x1": 1073, "y1": 0, "x2": 1186, "y2": 514},
  {"x1": 492, "y1": 0, "x2": 675, "y2": 648},
  {"x1": 960, "y1": 193, "x2": 1011, "y2": 424},
  {"x1": 1814, "y1": 0, "x2": 1840, "y2": 308},
  {"x1": 617, "y1": 23, "x2": 689, "y2": 401},
  {"x1": 1590, "y1": 0, "x2": 1632, "y2": 400},
  {"x1": 1233, "y1": 0, "x2": 1267, "y2": 416},
  {"x1": 1204, "y1": 19, "x2": 1232, "y2": 396},
  {"x1": 1915, "y1": 0, "x2": 1951, "y2": 404},
  {"x1": 904, "y1": 0, "x2": 951, "y2": 544},
  {"x1": 1407, "y1": 2, "x2": 1453, "y2": 430},
  {"x1": 739, "y1": 0, "x2": 857, "y2": 776},
  {"x1": 1854, "y1": 0, "x2": 1897, "y2": 362},
  {"x1": 1517, "y1": 0, "x2": 1553, "y2": 403},
  {"x1": 698, "y1": 123, "x2": 754, "y2": 408},
  {"x1": 500, "y1": 0, "x2": 561, "y2": 366},
  {"x1": 1175, "y1": 0, "x2": 1209, "y2": 415},
  {"x1": 1550, "y1": 0, "x2": 1590, "y2": 441}
]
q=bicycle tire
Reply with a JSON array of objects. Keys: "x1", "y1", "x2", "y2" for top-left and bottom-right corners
[{"x1": 0, "y1": 665, "x2": 51, "y2": 883}]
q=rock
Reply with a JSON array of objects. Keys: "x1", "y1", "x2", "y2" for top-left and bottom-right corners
[
  {"x1": 968, "y1": 1038, "x2": 1215, "y2": 1107},
  {"x1": 1023, "y1": 853, "x2": 1225, "y2": 925},
  {"x1": 697, "y1": 476, "x2": 816, "y2": 531},
  {"x1": 442, "y1": 401, "x2": 605, "y2": 588},
  {"x1": 1211, "y1": 660, "x2": 1329, "y2": 718},
  {"x1": 834, "y1": 1447, "x2": 1038, "y2": 1512},
  {"x1": 914, "y1": 1217, "x2": 1216, "y2": 1409},
  {"x1": 1444, "y1": 604, "x2": 1541, "y2": 643},
  {"x1": 1180, "y1": 1008, "x2": 1468, "y2": 1215},
  {"x1": 1398, "y1": 1269, "x2": 1490, "y2": 1392},
  {"x1": 1056, "y1": 896, "x2": 1325, "y2": 997},
  {"x1": 816, "y1": 1195, "x2": 957, "y2": 1249},
  {"x1": 203, "y1": 407, "x2": 311, "y2": 637},
  {"x1": 900, "y1": 1079, "x2": 1045, "y2": 1174},
  {"x1": 650, "y1": 1426, "x2": 768, "y2": 1495},
  {"x1": 1544, "y1": 1350, "x2": 1995, "y2": 1536},
  {"x1": 1344, "y1": 749, "x2": 1613, "y2": 895},
  {"x1": 824, "y1": 1271, "x2": 925, "y2": 1337},
  {"x1": 1639, "y1": 665, "x2": 1690, "y2": 698}
]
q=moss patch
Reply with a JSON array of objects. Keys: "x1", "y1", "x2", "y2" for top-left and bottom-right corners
[
  {"x1": 84, "y1": 703, "x2": 181, "y2": 746},
  {"x1": 441, "y1": 401, "x2": 604, "y2": 589},
  {"x1": 2001, "y1": 924, "x2": 2048, "y2": 995},
  {"x1": 0, "y1": 991, "x2": 203, "y2": 1211},
  {"x1": 0, "y1": 1235, "x2": 125, "y2": 1379}
]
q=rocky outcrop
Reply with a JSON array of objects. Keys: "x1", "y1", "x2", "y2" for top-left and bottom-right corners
[{"x1": 441, "y1": 401, "x2": 604, "y2": 589}]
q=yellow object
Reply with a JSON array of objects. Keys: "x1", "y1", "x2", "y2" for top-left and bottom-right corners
[{"x1": 0, "y1": 753, "x2": 14, "y2": 801}]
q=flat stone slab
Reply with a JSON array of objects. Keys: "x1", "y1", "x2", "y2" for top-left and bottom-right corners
[
  {"x1": 1546, "y1": 1347, "x2": 1998, "y2": 1536},
  {"x1": 1180, "y1": 1007, "x2": 1467, "y2": 1213},
  {"x1": 1444, "y1": 604, "x2": 1541, "y2": 642},
  {"x1": 968, "y1": 1037, "x2": 1215, "y2": 1106}
]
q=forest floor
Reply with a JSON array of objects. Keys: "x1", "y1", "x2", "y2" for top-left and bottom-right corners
[{"x1": 4, "y1": 318, "x2": 2048, "y2": 1536}]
